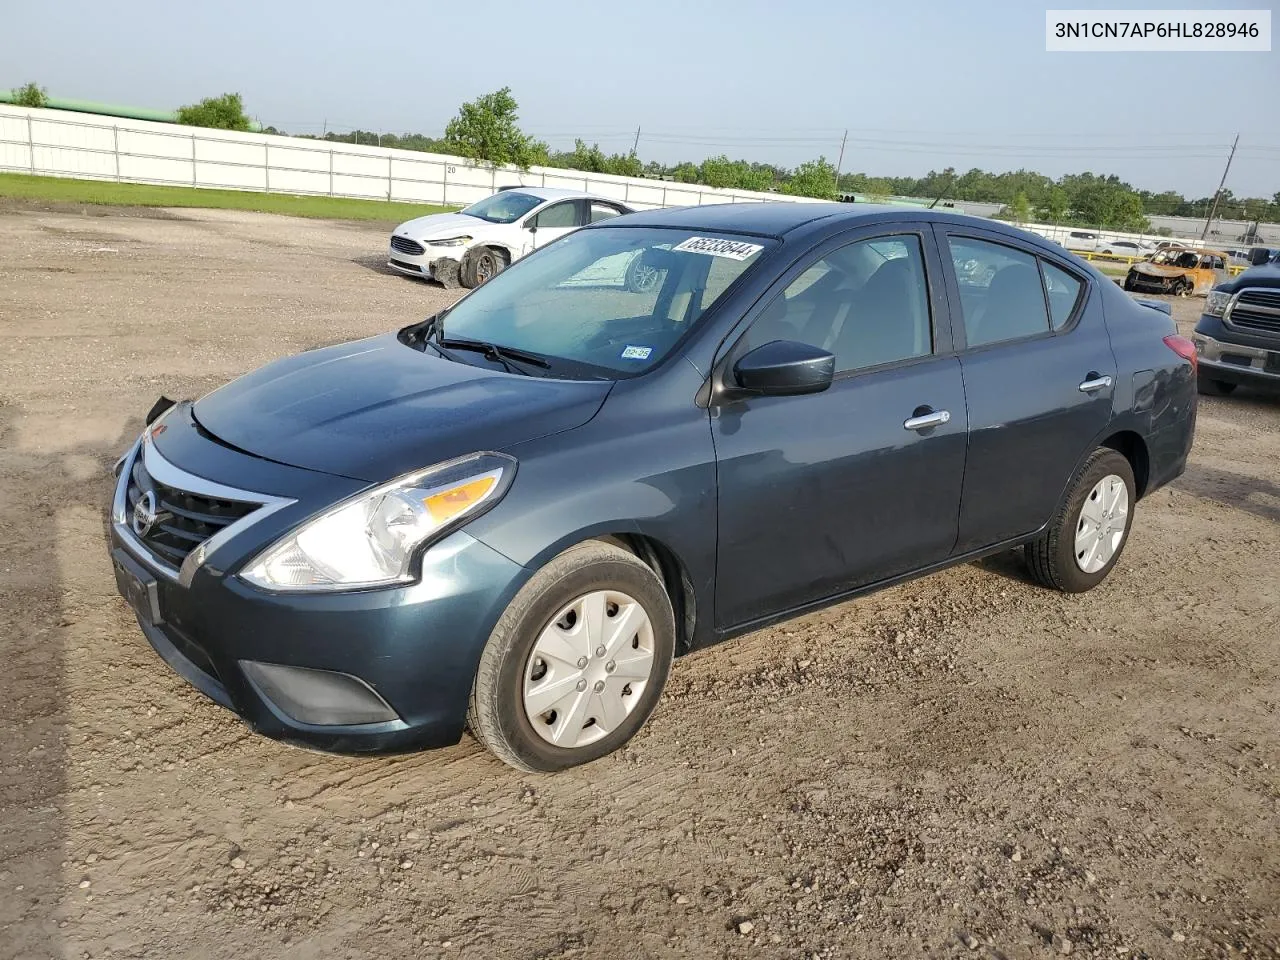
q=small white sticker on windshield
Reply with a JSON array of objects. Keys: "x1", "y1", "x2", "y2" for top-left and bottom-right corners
[
  {"x1": 671, "y1": 237, "x2": 764, "y2": 261},
  {"x1": 621, "y1": 345, "x2": 653, "y2": 360}
]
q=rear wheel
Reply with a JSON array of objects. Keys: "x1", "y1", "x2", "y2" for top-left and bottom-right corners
[
  {"x1": 467, "y1": 541, "x2": 675, "y2": 772},
  {"x1": 1024, "y1": 448, "x2": 1135, "y2": 593},
  {"x1": 1197, "y1": 376, "x2": 1237, "y2": 396}
]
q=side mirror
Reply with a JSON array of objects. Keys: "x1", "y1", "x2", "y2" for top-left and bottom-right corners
[
  {"x1": 525, "y1": 220, "x2": 538, "y2": 233},
  {"x1": 1250, "y1": 248, "x2": 1270, "y2": 266},
  {"x1": 732, "y1": 340, "x2": 834, "y2": 397}
]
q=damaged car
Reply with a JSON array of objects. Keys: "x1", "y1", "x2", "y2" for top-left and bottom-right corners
[
  {"x1": 388, "y1": 187, "x2": 635, "y2": 288},
  {"x1": 1123, "y1": 246, "x2": 1229, "y2": 297}
]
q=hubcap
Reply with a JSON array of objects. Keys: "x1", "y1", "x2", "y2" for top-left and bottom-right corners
[
  {"x1": 477, "y1": 255, "x2": 494, "y2": 281},
  {"x1": 522, "y1": 590, "x2": 655, "y2": 749},
  {"x1": 1074, "y1": 474, "x2": 1129, "y2": 574},
  {"x1": 631, "y1": 262, "x2": 658, "y2": 291}
]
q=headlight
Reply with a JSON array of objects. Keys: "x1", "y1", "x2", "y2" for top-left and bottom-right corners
[
  {"x1": 1204, "y1": 289, "x2": 1232, "y2": 317},
  {"x1": 240, "y1": 452, "x2": 515, "y2": 592},
  {"x1": 426, "y1": 236, "x2": 472, "y2": 247}
]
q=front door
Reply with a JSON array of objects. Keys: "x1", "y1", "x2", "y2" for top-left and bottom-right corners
[
  {"x1": 712, "y1": 227, "x2": 968, "y2": 629},
  {"x1": 936, "y1": 227, "x2": 1116, "y2": 552},
  {"x1": 523, "y1": 200, "x2": 583, "y2": 253}
]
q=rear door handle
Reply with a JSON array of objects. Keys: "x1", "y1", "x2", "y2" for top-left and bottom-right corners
[
  {"x1": 1079, "y1": 374, "x2": 1114, "y2": 393},
  {"x1": 903, "y1": 410, "x2": 951, "y2": 431}
]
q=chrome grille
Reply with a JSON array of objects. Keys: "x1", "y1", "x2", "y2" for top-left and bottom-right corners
[
  {"x1": 126, "y1": 457, "x2": 260, "y2": 566},
  {"x1": 390, "y1": 235, "x2": 425, "y2": 256},
  {"x1": 1227, "y1": 288, "x2": 1280, "y2": 336}
]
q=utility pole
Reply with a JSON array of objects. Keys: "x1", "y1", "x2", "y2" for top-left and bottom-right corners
[
  {"x1": 632, "y1": 126, "x2": 641, "y2": 155},
  {"x1": 835, "y1": 129, "x2": 848, "y2": 193},
  {"x1": 1201, "y1": 134, "x2": 1238, "y2": 241}
]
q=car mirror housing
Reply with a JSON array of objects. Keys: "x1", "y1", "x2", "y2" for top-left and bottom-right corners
[{"x1": 732, "y1": 340, "x2": 835, "y2": 397}]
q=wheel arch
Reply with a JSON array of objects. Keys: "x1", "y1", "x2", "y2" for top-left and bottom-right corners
[
  {"x1": 1099, "y1": 429, "x2": 1151, "y2": 499},
  {"x1": 522, "y1": 529, "x2": 700, "y2": 656}
]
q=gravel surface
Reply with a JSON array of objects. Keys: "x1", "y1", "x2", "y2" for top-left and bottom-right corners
[{"x1": 1, "y1": 203, "x2": 1277, "y2": 960}]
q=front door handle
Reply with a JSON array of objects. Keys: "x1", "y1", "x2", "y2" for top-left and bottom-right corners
[
  {"x1": 1079, "y1": 374, "x2": 1114, "y2": 393},
  {"x1": 903, "y1": 409, "x2": 951, "y2": 431}
]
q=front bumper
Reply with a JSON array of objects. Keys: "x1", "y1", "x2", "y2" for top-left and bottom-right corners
[
  {"x1": 109, "y1": 426, "x2": 525, "y2": 753},
  {"x1": 1126, "y1": 272, "x2": 1181, "y2": 293},
  {"x1": 1191, "y1": 330, "x2": 1280, "y2": 389},
  {"x1": 387, "y1": 243, "x2": 462, "y2": 283}
]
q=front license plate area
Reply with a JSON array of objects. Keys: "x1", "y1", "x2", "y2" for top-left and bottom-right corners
[{"x1": 112, "y1": 548, "x2": 163, "y2": 627}]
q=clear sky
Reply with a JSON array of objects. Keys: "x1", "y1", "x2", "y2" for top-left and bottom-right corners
[{"x1": 3, "y1": 0, "x2": 1277, "y2": 197}]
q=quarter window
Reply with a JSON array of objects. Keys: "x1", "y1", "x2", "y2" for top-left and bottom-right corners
[
  {"x1": 742, "y1": 235, "x2": 933, "y2": 374},
  {"x1": 948, "y1": 237, "x2": 1050, "y2": 347},
  {"x1": 1040, "y1": 261, "x2": 1083, "y2": 329}
]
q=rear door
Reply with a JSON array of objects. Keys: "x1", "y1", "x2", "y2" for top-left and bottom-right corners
[{"x1": 935, "y1": 225, "x2": 1115, "y2": 553}]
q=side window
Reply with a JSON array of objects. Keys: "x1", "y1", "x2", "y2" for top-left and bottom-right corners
[
  {"x1": 947, "y1": 237, "x2": 1050, "y2": 347},
  {"x1": 740, "y1": 235, "x2": 932, "y2": 374},
  {"x1": 590, "y1": 202, "x2": 625, "y2": 223},
  {"x1": 531, "y1": 202, "x2": 579, "y2": 229},
  {"x1": 1040, "y1": 261, "x2": 1083, "y2": 330}
]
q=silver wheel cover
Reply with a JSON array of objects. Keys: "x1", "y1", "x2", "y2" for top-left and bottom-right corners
[
  {"x1": 1074, "y1": 474, "x2": 1129, "y2": 574},
  {"x1": 522, "y1": 590, "x2": 655, "y2": 749}
]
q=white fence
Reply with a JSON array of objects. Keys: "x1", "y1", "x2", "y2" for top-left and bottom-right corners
[{"x1": 0, "y1": 104, "x2": 819, "y2": 212}]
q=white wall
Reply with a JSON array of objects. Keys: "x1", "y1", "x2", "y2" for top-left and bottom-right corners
[{"x1": 0, "y1": 104, "x2": 821, "y2": 212}]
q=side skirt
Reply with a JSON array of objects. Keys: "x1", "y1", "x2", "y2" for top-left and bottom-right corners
[{"x1": 708, "y1": 528, "x2": 1048, "y2": 646}]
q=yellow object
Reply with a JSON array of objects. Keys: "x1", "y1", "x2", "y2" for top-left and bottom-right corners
[{"x1": 424, "y1": 475, "x2": 497, "y2": 523}]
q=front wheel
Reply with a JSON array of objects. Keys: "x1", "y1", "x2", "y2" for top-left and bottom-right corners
[
  {"x1": 1024, "y1": 448, "x2": 1135, "y2": 593},
  {"x1": 1175, "y1": 278, "x2": 1193, "y2": 297},
  {"x1": 460, "y1": 246, "x2": 506, "y2": 288},
  {"x1": 468, "y1": 541, "x2": 675, "y2": 772}
]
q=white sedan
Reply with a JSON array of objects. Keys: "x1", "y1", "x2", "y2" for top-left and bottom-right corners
[{"x1": 388, "y1": 187, "x2": 636, "y2": 288}]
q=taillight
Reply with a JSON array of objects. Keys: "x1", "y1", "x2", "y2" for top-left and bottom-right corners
[{"x1": 1163, "y1": 334, "x2": 1197, "y2": 375}]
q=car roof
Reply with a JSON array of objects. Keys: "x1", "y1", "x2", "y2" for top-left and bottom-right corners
[
  {"x1": 609, "y1": 202, "x2": 1035, "y2": 240},
  {"x1": 499, "y1": 186, "x2": 611, "y2": 202}
]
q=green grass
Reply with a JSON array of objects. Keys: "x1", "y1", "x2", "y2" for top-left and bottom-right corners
[{"x1": 0, "y1": 173, "x2": 450, "y2": 222}]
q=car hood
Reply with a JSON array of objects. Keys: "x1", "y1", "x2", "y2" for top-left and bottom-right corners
[
  {"x1": 193, "y1": 334, "x2": 612, "y2": 482},
  {"x1": 394, "y1": 212, "x2": 490, "y2": 241},
  {"x1": 1132, "y1": 263, "x2": 1187, "y2": 278},
  {"x1": 1223, "y1": 262, "x2": 1280, "y2": 291}
]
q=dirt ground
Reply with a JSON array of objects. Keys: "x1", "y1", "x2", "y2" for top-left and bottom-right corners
[{"x1": 1, "y1": 203, "x2": 1277, "y2": 960}]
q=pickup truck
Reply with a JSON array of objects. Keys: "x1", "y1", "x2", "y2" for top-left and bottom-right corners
[{"x1": 1192, "y1": 252, "x2": 1280, "y2": 396}]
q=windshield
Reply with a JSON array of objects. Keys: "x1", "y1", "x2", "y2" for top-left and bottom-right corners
[
  {"x1": 460, "y1": 191, "x2": 544, "y2": 224},
  {"x1": 438, "y1": 227, "x2": 772, "y2": 377}
]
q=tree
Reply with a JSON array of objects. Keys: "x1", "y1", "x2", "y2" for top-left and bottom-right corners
[
  {"x1": 443, "y1": 87, "x2": 546, "y2": 169},
  {"x1": 1000, "y1": 191, "x2": 1032, "y2": 223},
  {"x1": 12, "y1": 82, "x2": 48, "y2": 108},
  {"x1": 1036, "y1": 187, "x2": 1069, "y2": 223},
  {"x1": 783, "y1": 157, "x2": 838, "y2": 200},
  {"x1": 176, "y1": 93, "x2": 252, "y2": 131}
]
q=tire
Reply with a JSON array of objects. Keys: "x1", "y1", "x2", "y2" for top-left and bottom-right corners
[
  {"x1": 467, "y1": 540, "x2": 675, "y2": 772},
  {"x1": 1024, "y1": 448, "x2": 1136, "y2": 593},
  {"x1": 460, "y1": 246, "x2": 506, "y2": 289},
  {"x1": 624, "y1": 253, "x2": 663, "y2": 293},
  {"x1": 1122, "y1": 274, "x2": 1135, "y2": 291},
  {"x1": 1175, "y1": 278, "x2": 1193, "y2": 297},
  {"x1": 1197, "y1": 376, "x2": 1237, "y2": 396}
]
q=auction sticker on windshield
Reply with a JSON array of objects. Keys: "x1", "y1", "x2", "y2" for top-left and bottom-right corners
[
  {"x1": 672, "y1": 237, "x2": 764, "y2": 260},
  {"x1": 620, "y1": 345, "x2": 653, "y2": 360}
]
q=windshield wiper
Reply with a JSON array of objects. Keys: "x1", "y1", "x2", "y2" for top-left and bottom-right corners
[{"x1": 438, "y1": 337, "x2": 551, "y2": 376}]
